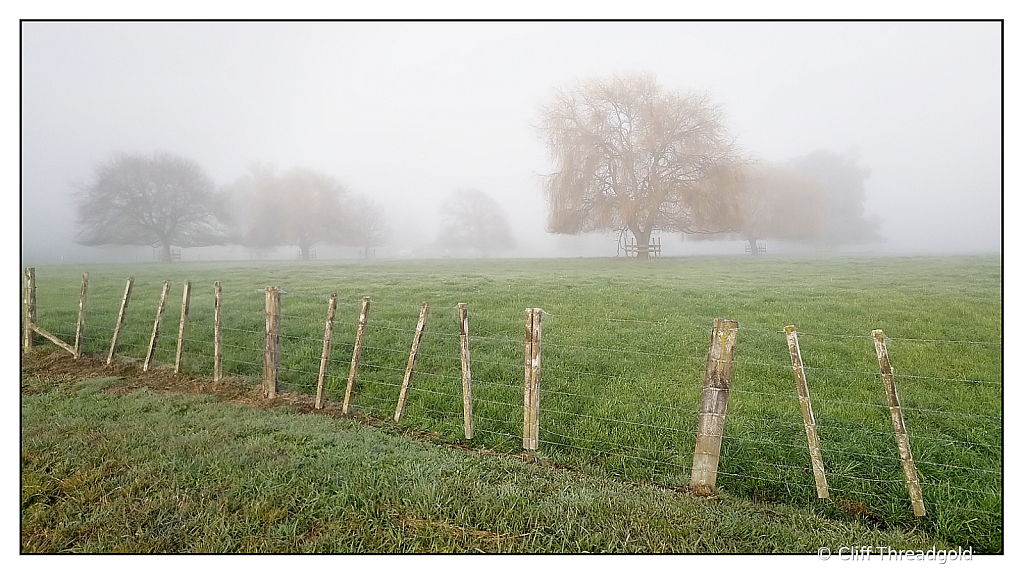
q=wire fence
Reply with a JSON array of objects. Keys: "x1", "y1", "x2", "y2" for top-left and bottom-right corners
[{"x1": 22, "y1": 269, "x2": 1003, "y2": 544}]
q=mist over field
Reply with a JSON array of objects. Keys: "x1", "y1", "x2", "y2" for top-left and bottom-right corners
[{"x1": 20, "y1": 21, "x2": 1001, "y2": 264}]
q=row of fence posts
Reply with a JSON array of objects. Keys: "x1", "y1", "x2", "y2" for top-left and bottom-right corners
[{"x1": 21, "y1": 268, "x2": 925, "y2": 516}]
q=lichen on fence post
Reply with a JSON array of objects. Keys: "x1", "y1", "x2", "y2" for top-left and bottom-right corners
[
  {"x1": 73, "y1": 272, "x2": 89, "y2": 359},
  {"x1": 872, "y1": 329, "x2": 926, "y2": 517},
  {"x1": 213, "y1": 281, "x2": 223, "y2": 381},
  {"x1": 174, "y1": 280, "x2": 192, "y2": 373},
  {"x1": 458, "y1": 303, "x2": 473, "y2": 440},
  {"x1": 107, "y1": 277, "x2": 134, "y2": 365},
  {"x1": 523, "y1": 308, "x2": 541, "y2": 451},
  {"x1": 315, "y1": 293, "x2": 338, "y2": 410},
  {"x1": 23, "y1": 267, "x2": 36, "y2": 351},
  {"x1": 263, "y1": 286, "x2": 280, "y2": 399},
  {"x1": 144, "y1": 280, "x2": 171, "y2": 372},
  {"x1": 395, "y1": 302, "x2": 430, "y2": 423},
  {"x1": 342, "y1": 296, "x2": 371, "y2": 416},
  {"x1": 784, "y1": 325, "x2": 829, "y2": 499},
  {"x1": 690, "y1": 318, "x2": 739, "y2": 494}
]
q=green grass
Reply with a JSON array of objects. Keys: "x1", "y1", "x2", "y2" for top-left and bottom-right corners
[
  {"x1": 22, "y1": 371, "x2": 951, "y2": 552},
  {"x1": 23, "y1": 255, "x2": 1002, "y2": 552}
]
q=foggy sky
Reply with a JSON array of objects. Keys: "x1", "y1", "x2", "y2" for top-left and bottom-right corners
[{"x1": 19, "y1": 21, "x2": 1002, "y2": 263}]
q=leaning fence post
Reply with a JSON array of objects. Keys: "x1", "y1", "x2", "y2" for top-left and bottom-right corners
[
  {"x1": 213, "y1": 281, "x2": 223, "y2": 382},
  {"x1": 144, "y1": 280, "x2": 172, "y2": 372},
  {"x1": 174, "y1": 280, "x2": 192, "y2": 374},
  {"x1": 689, "y1": 318, "x2": 739, "y2": 494},
  {"x1": 315, "y1": 293, "x2": 338, "y2": 410},
  {"x1": 342, "y1": 296, "x2": 371, "y2": 416},
  {"x1": 523, "y1": 308, "x2": 542, "y2": 451},
  {"x1": 395, "y1": 302, "x2": 430, "y2": 423},
  {"x1": 73, "y1": 272, "x2": 89, "y2": 359},
  {"x1": 263, "y1": 286, "x2": 281, "y2": 399},
  {"x1": 458, "y1": 303, "x2": 473, "y2": 440},
  {"x1": 872, "y1": 330, "x2": 926, "y2": 517},
  {"x1": 23, "y1": 267, "x2": 36, "y2": 351},
  {"x1": 784, "y1": 326, "x2": 829, "y2": 499},
  {"x1": 107, "y1": 277, "x2": 134, "y2": 364}
]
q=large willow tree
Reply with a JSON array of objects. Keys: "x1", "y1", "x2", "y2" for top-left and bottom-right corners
[{"x1": 540, "y1": 73, "x2": 745, "y2": 258}]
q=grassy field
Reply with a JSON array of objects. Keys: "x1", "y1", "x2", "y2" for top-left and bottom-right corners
[
  {"x1": 22, "y1": 254, "x2": 1002, "y2": 552},
  {"x1": 21, "y1": 356, "x2": 955, "y2": 553}
]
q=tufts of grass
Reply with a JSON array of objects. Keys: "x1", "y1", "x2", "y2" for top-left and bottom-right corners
[
  {"x1": 25, "y1": 255, "x2": 1001, "y2": 551},
  {"x1": 22, "y1": 371, "x2": 951, "y2": 553}
]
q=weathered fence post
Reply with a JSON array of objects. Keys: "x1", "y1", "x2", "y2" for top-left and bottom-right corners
[
  {"x1": 872, "y1": 330, "x2": 926, "y2": 517},
  {"x1": 523, "y1": 308, "x2": 542, "y2": 451},
  {"x1": 458, "y1": 303, "x2": 473, "y2": 440},
  {"x1": 690, "y1": 318, "x2": 739, "y2": 494},
  {"x1": 263, "y1": 286, "x2": 281, "y2": 399},
  {"x1": 213, "y1": 281, "x2": 223, "y2": 382},
  {"x1": 174, "y1": 280, "x2": 192, "y2": 374},
  {"x1": 784, "y1": 326, "x2": 829, "y2": 499},
  {"x1": 342, "y1": 296, "x2": 371, "y2": 416},
  {"x1": 315, "y1": 293, "x2": 338, "y2": 410},
  {"x1": 395, "y1": 302, "x2": 430, "y2": 423},
  {"x1": 73, "y1": 272, "x2": 89, "y2": 359},
  {"x1": 23, "y1": 267, "x2": 36, "y2": 351},
  {"x1": 107, "y1": 277, "x2": 134, "y2": 364},
  {"x1": 144, "y1": 280, "x2": 172, "y2": 372}
]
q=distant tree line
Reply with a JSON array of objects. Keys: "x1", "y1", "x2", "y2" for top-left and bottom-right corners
[
  {"x1": 75, "y1": 72, "x2": 880, "y2": 262},
  {"x1": 74, "y1": 154, "x2": 395, "y2": 262},
  {"x1": 539, "y1": 72, "x2": 881, "y2": 257},
  {"x1": 74, "y1": 154, "x2": 523, "y2": 262}
]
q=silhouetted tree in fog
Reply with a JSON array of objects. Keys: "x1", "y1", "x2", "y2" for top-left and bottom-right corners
[
  {"x1": 74, "y1": 151, "x2": 225, "y2": 262},
  {"x1": 539, "y1": 73, "x2": 745, "y2": 259},
  {"x1": 787, "y1": 149, "x2": 881, "y2": 247},
  {"x1": 735, "y1": 162, "x2": 828, "y2": 254},
  {"x1": 350, "y1": 196, "x2": 390, "y2": 258},
  {"x1": 224, "y1": 165, "x2": 352, "y2": 260},
  {"x1": 435, "y1": 189, "x2": 516, "y2": 257}
]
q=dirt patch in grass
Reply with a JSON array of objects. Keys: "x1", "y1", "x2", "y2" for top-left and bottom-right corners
[{"x1": 21, "y1": 348, "x2": 446, "y2": 445}]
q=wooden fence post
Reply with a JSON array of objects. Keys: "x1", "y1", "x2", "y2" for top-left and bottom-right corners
[
  {"x1": 523, "y1": 308, "x2": 542, "y2": 451},
  {"x1": 872, "y1": 330, "x2": 926, "y2": 517},
  {"x1": 315, "y1": 293, "x2": 338, "y2": 410},
  {"x1": 342, "y1": 296, "x2": 371, "y2": 416},
  {"x1": 395, "y1": 302, "x2": 430, "y2": 423},
  {"x1": 73, "y1": 272, "x2": 89, "y2": 359},
  {"x1": 144, "y1": 280, "x2": 171, "y2": 372},
  {"x1": 23, "y1": 267, "x2": 36, "y2": 351},
  {"x1": 263, "y1": 286, "x2": 280, "y2": 399},
  {"x1": 174, "y1": 280, "x2": 192, "y2": 374},
  {"x1": 107, "y1": 277, "x2": 134, "y2": 364},
  {"x1": 784, "y1": 326, "x2": 829, "y2": 499},
  {"x1": 689, "y1": 318, "x2": 739, "y2": 494},
  {"x1": 213, "y1": 281, "x2": 223, "y2": 382},
  {"x1": 458, "y1": 303, "x2": 473, "y2": 440}
]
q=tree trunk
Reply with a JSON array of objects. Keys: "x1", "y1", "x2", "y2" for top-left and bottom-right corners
[
  {"x1": 299, "y1": 243, "x2": 310, "y2": 260},
  {"x1": 745, "y1": 237, "x2": 761, "y2": 256},
  {"x1": 633, "y1": 227, "x2": 652, "y2": 261},
  {"x1": 160, "y1": 243, "x2": 172, "y2": 263}
]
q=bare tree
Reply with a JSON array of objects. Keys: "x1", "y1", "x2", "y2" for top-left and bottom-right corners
[
  {"x1": 227, "y1": 165, "x2": 352, "y2": 260},
  {"x1": 735, "y1": 162, "x2": 828, "y2": 254},
  {"x1": 435, "y1": 189, "x2": 516, "y2": 257},
  {"x1": 539, "y1": 73, "x2": 745, "y2": 259},
  {"x1": 74, "y1": 152, "x2": 225, "y2": 262},
  {"x1": 350, "y1": 196, "x2": 390, "y2": 258},
  {"x1": 787, "y1": 149, "x2": 881, "y2": 247}
]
